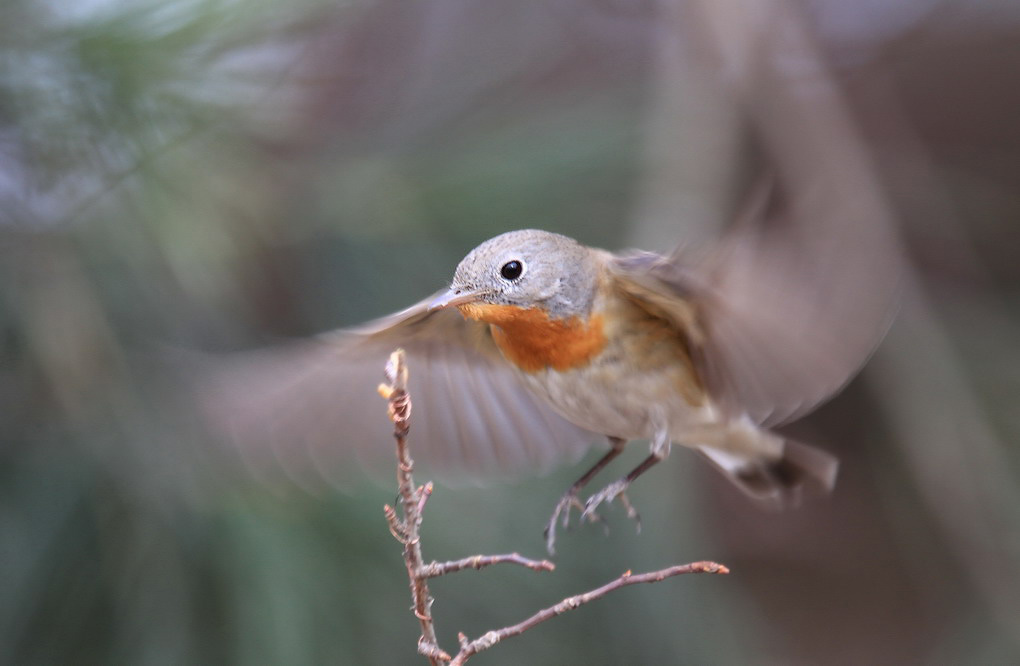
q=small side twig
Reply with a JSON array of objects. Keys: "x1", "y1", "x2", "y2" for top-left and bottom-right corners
[
  {"x1": 378, "y1": 349, "x2": 728, "y2": 664},
  {"x1": 419, "y1": 553, "x2": 555, "y2": 579}
]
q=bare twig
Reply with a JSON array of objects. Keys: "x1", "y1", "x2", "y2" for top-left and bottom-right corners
[
  {"x1": 419, "y1": 553, "x2": 555, "y2": 579},
  {"x1": 449, "y1": 561, "x2": 728, "y2": 665},
  {"x1": 379, "y1": 349, "x2": 445, "y2": 665},
  {"x1": 379, "y1": 349, "x2": 728, "y2": 664}
]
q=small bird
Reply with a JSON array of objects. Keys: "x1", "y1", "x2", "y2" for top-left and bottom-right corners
[{"x1": 202, "y1": 183, "x2": 900, "y2": 554}]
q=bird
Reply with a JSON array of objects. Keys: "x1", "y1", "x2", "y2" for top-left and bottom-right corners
[{"x1": 200, "y1": 182, "x2": 901, "y2": 554}]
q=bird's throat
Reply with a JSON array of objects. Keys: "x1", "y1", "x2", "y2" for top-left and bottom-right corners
[{"x1": 457, "y1": 303, "x2": 607, "y2": 373}]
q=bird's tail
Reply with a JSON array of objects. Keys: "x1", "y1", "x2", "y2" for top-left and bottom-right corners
[{"x1": 698, "y1": 439, "x2": 838, "y2": 509}]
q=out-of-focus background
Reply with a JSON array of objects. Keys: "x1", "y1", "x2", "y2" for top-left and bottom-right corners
[{"x1": 3, "y1": 0, "x2": 1020, "y2": 664}]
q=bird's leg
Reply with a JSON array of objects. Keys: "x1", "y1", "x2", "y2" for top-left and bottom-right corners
[
  {"x1": 544, "y1": 436, "x2": 626, "y2": 555},
  {"x1": 581, "y1": 428, "x2": 672, "y2": 530}
]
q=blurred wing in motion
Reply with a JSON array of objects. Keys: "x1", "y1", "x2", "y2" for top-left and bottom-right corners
[
  {"x1": 611, "y1": 178, "x2": 903, "y2": 428},
  {"x1": 196, "y1": 293, "x2": 599, "y2": 488}
]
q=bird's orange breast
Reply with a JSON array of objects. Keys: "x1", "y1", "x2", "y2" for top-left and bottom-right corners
[{"x1": 457, "y1": 303, "x2": 607, "y2": 373}]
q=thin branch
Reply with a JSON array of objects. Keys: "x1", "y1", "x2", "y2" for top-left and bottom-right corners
[
  {"x1": 420, "y1": 553, "x2": 555, "y2": 579},
  {"x1": 379, "y1": 349, "x2": 444, "y2": 665},
  {"x1": 449, "y1": 562, "x2": 729, "y2": 665}
]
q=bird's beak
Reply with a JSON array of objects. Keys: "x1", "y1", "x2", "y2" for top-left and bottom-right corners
[{"x1": 428, "y1": 287, "x2": 484, "y2": 311}]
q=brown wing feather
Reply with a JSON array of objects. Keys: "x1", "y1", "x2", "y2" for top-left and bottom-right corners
[
  {"x1": 196, "y1": 291, "x2": 599, "y2": 487},
  {"x1": 609, "y1": 181, "x2": 901, "y2": 428}
]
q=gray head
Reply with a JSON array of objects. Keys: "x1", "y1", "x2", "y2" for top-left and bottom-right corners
[{"x1": 429, "y1": 229, "x2": 600, "y2": 320}]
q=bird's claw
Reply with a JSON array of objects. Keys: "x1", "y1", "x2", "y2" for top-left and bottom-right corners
[
  {"x1": 582, "y1": 479, "x2": 641, "y2": 532},
  {"x1": 617, "y1": 491, "x2": 642, "y2": 533},
  {"x1": 544, "y1": 490, "x2": 605, "y2": 555}
]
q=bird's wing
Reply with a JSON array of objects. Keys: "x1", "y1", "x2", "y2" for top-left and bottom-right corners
[
  {"x1": 608, "y1": 182, "x2": 902, "y2": 428},
  {"x1": 196, "y1": 292, "x2": 599, "y2": 488}
]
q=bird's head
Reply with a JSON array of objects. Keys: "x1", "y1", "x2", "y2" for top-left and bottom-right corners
[{"x1": 429, "y1": 229, "x2": 600, "y2": 321}]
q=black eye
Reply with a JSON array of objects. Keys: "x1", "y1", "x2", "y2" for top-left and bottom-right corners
[{"x1": 500, "y1": 260, "x2": 524, "y2": 281}]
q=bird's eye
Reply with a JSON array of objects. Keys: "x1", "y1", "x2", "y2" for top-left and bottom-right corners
[{"x1": 500, "y1": 260, "x2": 524, "y2": 281}]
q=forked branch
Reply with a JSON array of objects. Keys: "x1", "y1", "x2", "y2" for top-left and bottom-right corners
[{"x1": 378, "y1": 349, "x2": 727, "y2": 664}]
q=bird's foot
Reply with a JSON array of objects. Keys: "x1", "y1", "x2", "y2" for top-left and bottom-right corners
[
  {"x1": 582, "y1": 479, "x2": 642, "y2": 532},
  {"x1": 544, "y1": 489, "x2": 605, "y2": 555}
]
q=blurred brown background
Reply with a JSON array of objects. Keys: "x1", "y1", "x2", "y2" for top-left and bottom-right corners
[{"x1": 3, "y1": 0, "x2": 1019, "y2": 664}]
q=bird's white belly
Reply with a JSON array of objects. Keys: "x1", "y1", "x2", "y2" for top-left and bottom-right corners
[{"x1": 514, "y1": 359, "x2": 715, "y2": 444}]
